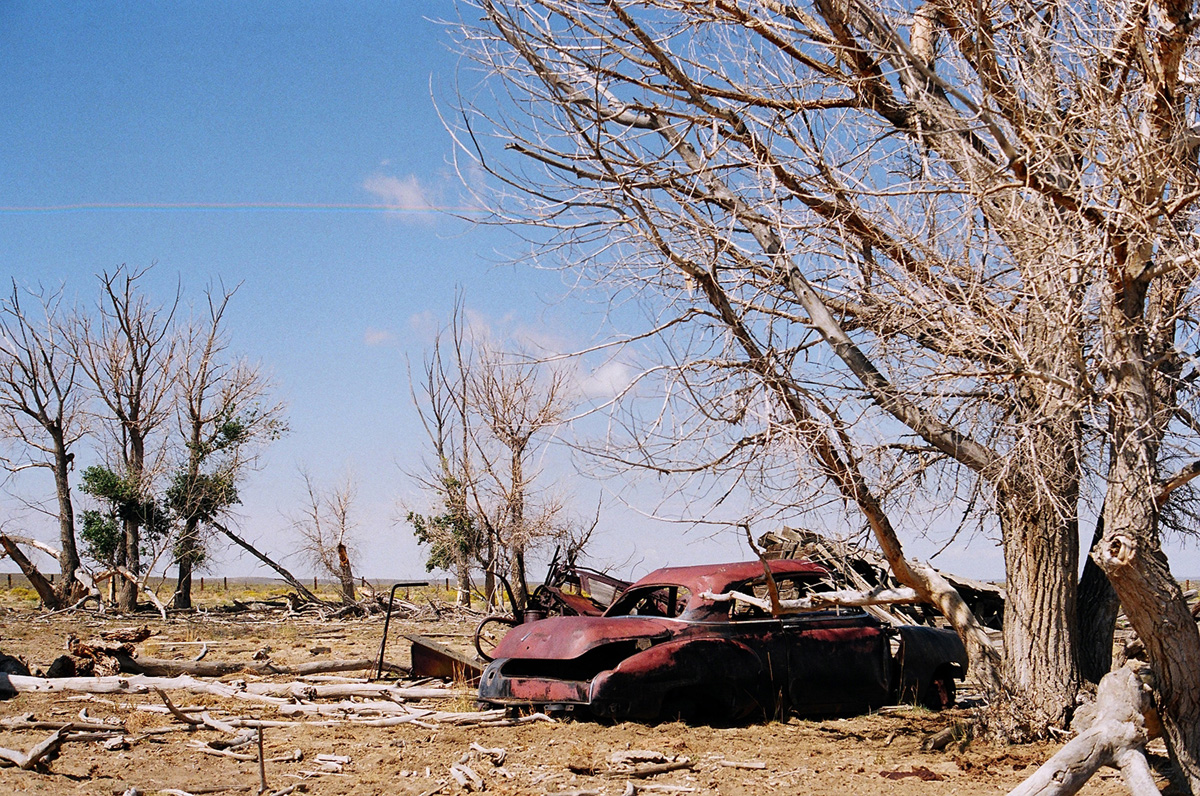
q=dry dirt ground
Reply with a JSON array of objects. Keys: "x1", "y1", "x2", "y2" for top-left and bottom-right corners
[{"x1": 0, "y1": 590, "x2": 1165, "y2": 795}]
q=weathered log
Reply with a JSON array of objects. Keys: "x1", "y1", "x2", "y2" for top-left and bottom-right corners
[
  {"x1": 1007, "y1": 667, "x2": 1160, "y2": 796},
  {"x1": 0, "y1": 715, "x2": 122, "y2": 733},
  {"x1": 132, "y1": 656, "x2": 403, "y2": 678},
  {"x1": 239, "y1": 682, "x2": 465, "y2": 700}
]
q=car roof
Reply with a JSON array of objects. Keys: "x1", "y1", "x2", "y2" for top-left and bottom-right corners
[{"x1": 626, "y1": 559, "x2": 826, "y2": 596}]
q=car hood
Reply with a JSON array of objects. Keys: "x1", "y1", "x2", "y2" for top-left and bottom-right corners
[{"x1": 491, "y1": 615, "x2": 678, "y2": 660}]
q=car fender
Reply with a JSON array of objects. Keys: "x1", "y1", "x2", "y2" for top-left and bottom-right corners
[{"x1": 893, "y1": 625, "x2": 968, "y2": 704}]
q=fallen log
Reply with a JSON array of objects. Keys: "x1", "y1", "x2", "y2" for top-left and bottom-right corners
[
  {"x1": 0, "y1": 715, "x2": 122, "y2": 733},
  {"x1": 239, "y1": 682, "x2": 466, "y2": 700},
  {"x1": 1007, "y1": 666, "x2": 1159, "y2": 796},
  {"x1": 131, "y1": 656, "x2": 404, "y2": 677},
  {"x1": 0, "y1": 672, "x2": 278, "y2": 700}
]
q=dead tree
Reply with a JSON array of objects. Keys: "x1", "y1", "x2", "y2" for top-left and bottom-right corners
[
  {"x1": 470, "y1": 343, "x2": 572, "y2": 608},
  {"x1": 454, "y1": 0, "x2": 1200, "y2": 776},
  {"x1": 293, "y1": 471, "x2": 358, "y2": 604},
  {"x1": 408, "y1": 302, "x2": 488, "y2": 607},
  {"x1": 408, "y1": 301, "x2": 575, "y2": 609},
  {"x1": 168, "y1": 284, "x2": 285, "y2": 609},
  {"x1": 0, "y1": 281, "x2": 87, "y2": 602},
  {"x1": 77, "y1": 266, "x2": 177, "y2": 612}
]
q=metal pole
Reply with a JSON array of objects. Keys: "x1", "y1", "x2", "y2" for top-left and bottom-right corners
[{"x1": 373, "y1": 581, "x2": 428, "y2": 679}]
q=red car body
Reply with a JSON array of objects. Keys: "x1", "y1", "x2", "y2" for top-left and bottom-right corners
[{"x1": 478, "y1": 559, "x2": 967, "y2": 722}]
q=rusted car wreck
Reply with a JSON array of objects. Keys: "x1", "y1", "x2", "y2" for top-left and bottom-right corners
[{"x1": 478, "y1": 559, "x2": 967, "y2": 722}]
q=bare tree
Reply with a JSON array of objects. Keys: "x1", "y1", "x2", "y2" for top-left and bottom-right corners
[
  {"x1": 0, "y1": 281, "x2": 87, "y2": 604},
  {"x1": 167, "y1": 284, "x2": 286, "y2": 609},
  {"x1": 408, "y1": 302, "x2": 484, "y2": 606},
  {"x1": 294, "y1": 471, "x2": 359, "y2": 604},
  {"x1": 471, "y1": 342, "x2": 572, "y2": 607},
  {"x1": 453, "y1": 0, "x2": 1200, "y2": 781},
  {"x1": 77, "y1": 266, "x2": 177, "y2": 611},
  {"x1": 408, "y1": 302, "x2": 576, "y2": 608}
]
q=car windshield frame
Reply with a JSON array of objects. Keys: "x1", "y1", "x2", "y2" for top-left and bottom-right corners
[{"x1": 604, "y1": 583, "x2": 691, "y2": 617}]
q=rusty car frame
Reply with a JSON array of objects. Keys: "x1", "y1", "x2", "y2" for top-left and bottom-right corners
[
  {"x1": 477, "y1": 559, "x2": 967, "y2": 723},
  {"x1": 473, "y1": 548, "x2": 632, "y2": 661}
]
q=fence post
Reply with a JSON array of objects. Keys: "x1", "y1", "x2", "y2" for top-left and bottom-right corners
[
  {"x1": 224, "y1": 576, "x2": 228, "y2": 591},
  {"x1": 200, "y1": 577, "x2": 204, "y2": 591}
]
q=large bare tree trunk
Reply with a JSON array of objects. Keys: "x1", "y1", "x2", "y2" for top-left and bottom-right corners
[
  {"x1": 336, "y1": 542, "x2": 356, "y2": 604},
  {"x1": 1077, "y1": 513, "x2": 1121, "y2": 685},
  {"x1": 172, "y1": 518, "x2": 200, "y2": 610},
  {"x1": 455, "y1": 556, "x2": 472, "y2": 608},
  {"x1": 999, "y1": 500, "x2": 1080, "y2": 731},
  {"x1": 1099, "y1": 281, "x2": 1200, "y2": 793},
  {"x1": 50, "y1": 431, "x2": 82, "y2": 603}
]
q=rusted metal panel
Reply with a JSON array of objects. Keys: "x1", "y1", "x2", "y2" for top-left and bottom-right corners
[{"x1": 405, "y1": 633, "x2": 483, "y2": 684}]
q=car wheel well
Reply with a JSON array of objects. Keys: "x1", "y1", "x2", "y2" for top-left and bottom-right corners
[{"x1": 922, "y1": 664, "x2": 958, "y2": 711}]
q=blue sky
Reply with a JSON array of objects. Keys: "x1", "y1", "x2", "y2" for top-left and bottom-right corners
[
  {"x1": 1, "y1": 1, "x2": 770, "y2": 584},
  {"x1": 10, "y1": 2, "x2": 1197, "y2": 585}
]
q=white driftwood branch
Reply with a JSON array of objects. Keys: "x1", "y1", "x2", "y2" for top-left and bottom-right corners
[
  {"x1": 1007, "y1": 667, "x2": 1159, "y2": 796},
  {"x1": 113, "y1": 566, "x2": 167, "y2": 620},
  {"x1": 0, "y1": 535, "x2": 63, "y2": 563},
  {"x1": 701, "y1": 585, "x2": 921, "y2": 614},
  {"x1": 0, "y1": 726, "x2": 70, "y2": 769}
]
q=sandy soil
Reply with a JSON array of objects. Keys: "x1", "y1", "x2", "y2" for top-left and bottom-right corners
[{"x1": 0, "y1": 601, "x2": 1159, "y2": 795}]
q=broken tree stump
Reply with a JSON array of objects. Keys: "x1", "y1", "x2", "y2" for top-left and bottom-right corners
[{"x1": 1007, "y1": 666, "x2": 1160, "y2": 796}]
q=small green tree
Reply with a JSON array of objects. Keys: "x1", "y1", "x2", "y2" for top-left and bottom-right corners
[
  {"x1": 408, "y1": 476, "x2": 481, "y2": 576},
  {"x1": 79, "y1": 464, "x2": 169, "y2": 576}
]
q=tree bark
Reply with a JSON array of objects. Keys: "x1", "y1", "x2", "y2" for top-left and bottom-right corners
[
  {"x1": 1099, "y1": 278, "x2": 1200, "y2": 793},
  {"x1": 455, "y1": 556, "x2": 472, "y2": 608},
  {"x1": 1077, "y1": 513, "x2": 1121, "y2": 685},
  {"x1": 173, "y1": 517, "x2": 201, "y2": 610},
  {"x1": 999, "y1": 498, "x2": 1080, "y2": 731},
  {"x1": 336, "y1": 542, "x2": 356, "y2": 604}
]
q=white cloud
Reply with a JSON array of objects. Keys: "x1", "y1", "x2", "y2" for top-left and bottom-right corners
[
  {"x1": 362, "y1": 173, "x2": 435, "y2": 213},
  {"x1": 363, "y1": 327, "x2": 396, "y2": 347},
  {"x1": 577, "y1": 361, "x2": 635, "y2": 400}
]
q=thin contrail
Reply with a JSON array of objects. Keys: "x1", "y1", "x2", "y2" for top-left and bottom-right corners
[{"x1": 0, "y1": 202, "x2": 485, "y2": 214}]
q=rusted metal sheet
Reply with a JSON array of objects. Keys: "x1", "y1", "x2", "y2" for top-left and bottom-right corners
[{"x1": 405, "y1": 633, "x2": 483, "y2": 684}]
